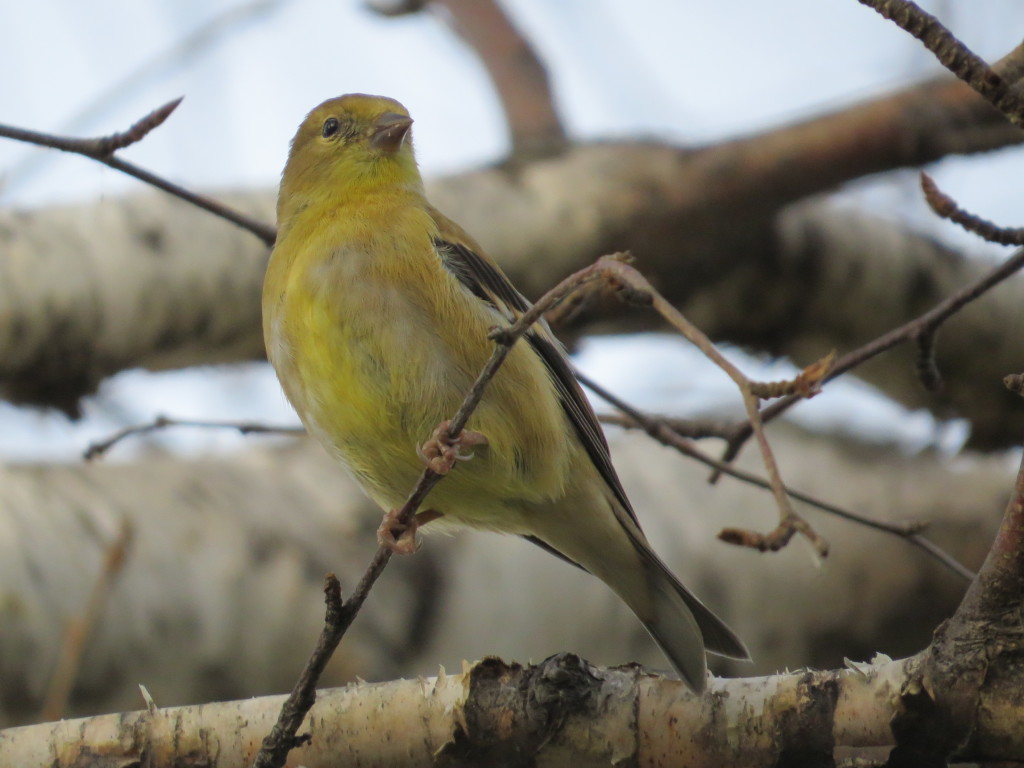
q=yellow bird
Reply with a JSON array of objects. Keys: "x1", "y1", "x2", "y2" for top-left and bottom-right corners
[{"x1": 263, "y1": 94, "x2": 748, "y2": 691}]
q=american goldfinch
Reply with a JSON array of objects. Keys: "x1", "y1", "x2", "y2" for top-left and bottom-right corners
[{"x1": 262, "y1": 94, "x2": 748, "y2": 691}]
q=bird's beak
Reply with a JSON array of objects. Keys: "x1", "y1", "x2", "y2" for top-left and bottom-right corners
[{"x1": 371, "y1": 112, "x2": 413, "y2": 154}]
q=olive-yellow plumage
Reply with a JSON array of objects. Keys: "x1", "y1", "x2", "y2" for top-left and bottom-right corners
[{"x1": 263, "y1": 94, "x2": 748, "y2": 691}]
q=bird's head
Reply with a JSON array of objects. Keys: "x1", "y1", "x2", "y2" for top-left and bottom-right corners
[{"x1": 278, "y1": 94, "x2": 421, "y2": 221}]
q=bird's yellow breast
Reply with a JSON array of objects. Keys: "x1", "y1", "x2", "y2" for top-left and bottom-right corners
[{"x1": 263, "y1": 197, "x2": 573, "y2": 527}]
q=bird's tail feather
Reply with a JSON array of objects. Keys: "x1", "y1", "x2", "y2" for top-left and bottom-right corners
[
  {"x1": 522, "y1": 488, "x2": 748, "y2": 691},
  {"x1": 644, "y1": 547, "x2": 749, "y2": 659},
  {"x1": 633, "y1": 545, "x2": 749, "y2": 692}
]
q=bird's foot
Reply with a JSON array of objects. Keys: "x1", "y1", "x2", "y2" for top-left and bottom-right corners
[
  {"x1": 377, "y1": 508, "x2": 444, "y2": 554},
  {"x1": 418, "y1": 420, "x2": 488, "y2": 475}
]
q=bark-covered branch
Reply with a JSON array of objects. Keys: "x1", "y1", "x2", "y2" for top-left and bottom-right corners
[
  {"x1": 0, "y1": 190, "x2": 275, "y2": 415},
  {"x1": 4, "y1": 649, "x2": 1022, "y2": 766},
  {"x1": 3, "y1": 168, "x2": 1023, "y2": 445}
]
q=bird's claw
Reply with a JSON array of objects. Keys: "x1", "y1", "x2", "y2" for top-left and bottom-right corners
[
  {"x1": 377, "y1": 508, "x2": 444, "y2": 555},
  {"x1": 418, "y1": 420, "x2": 488, "y2": 474}
]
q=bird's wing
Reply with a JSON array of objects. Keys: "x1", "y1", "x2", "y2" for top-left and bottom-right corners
[{"x1": 432, "y1": 234, "x2": 641, "y2": 531}]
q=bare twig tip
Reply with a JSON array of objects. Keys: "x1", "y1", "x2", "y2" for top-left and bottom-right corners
[
  {"x1": 860, "y1": 0, "x2": 1024, "y2": 126},
  {"x1": 749, "y1": 351, "x2": 836, "y2": 400},
  {"x1": 97, "y1": 97, "x2": 185, "y2": 156},
  {"x1": 717, "y1": 527, "x2": 773, "y2": 551},
  {"x1": 921, "y1": 172, "x2": 1024, "y2": 246},
  {"x1": 797, "y1": 350, "x2": 836, "y2": 397},
  {"x1": 83, "y1": 415, "x2": 302, "y2": 461}
]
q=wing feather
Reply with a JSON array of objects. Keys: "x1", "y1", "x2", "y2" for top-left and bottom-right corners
[{"x1": 432, "y1": 235, "x2": 640, "y2": 530}]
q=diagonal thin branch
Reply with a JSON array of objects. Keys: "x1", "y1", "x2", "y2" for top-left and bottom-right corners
[
  {"x1": 0, "y1": 100, "x2": 277, "y2": 246},
  {"x1": 921, "y1": 172, "x2": 1024, "y2": 247},
  {"x1": 592, "y1": 259, "x2": 829, "y2": 556},
  {"x1": 857, "y1": 0, "x2": 1024, "y2": 126},
  {"x1": 84, "y1": 415, "x2": 304, "y2": 460},
  {"x1": 720, "y1": 243, "x2": 1024, "y2": 469},
  {"x1": 579, "y1": 372, "x2": 974, "y2": 581}
]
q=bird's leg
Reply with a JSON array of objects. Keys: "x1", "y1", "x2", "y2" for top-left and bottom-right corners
[
  {"x1": 418, "y1": 419, "x2": 488, "y2": 475},
  {"x1": 377, "y1": 508, "x2": 444, "y2": 555}
]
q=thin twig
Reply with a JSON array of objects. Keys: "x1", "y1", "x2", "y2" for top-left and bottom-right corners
[
  {"x1": 543, "y1": 276, "x2": 612, "y2": 329},
  {"x1": 921, "y1": 172, "x2": 1024, "y2": 246},
  {"x1": 721, "y1": 244, "x2": 1024, "y2": 468},
  {"x1": 251, "y1": 574, "x2": 342, "y2": 766},
  {"x1": 907, "y1": 535, "x2": 976, "y2": 581},
  {"x1": 0, "y1": 100, "x2": 180, "y2": 158},
  {"x1": 97, "y1": 99, "x2": 183, "y2": 155},
  {"x1": 857, "y1": 0, "x2": 1024, "y2": 126},
  {"x1": 580, "y1": 372, "x2": 973, "y2": 581},
  {"x1": 40, "y1": 519, "x2": 133, "y2": 722},
  {"x1": 0, "y1": 101, "x2": 277, "y2": 246},
  {"x1": 747, "y1": 352, "x2": 835, "y2": 400},
  {"x1": 598, "y1": 412, "x2": 744, "y2": 442},
  {"x1": 592, "y1": 260, "x2": 829, "y2": 556},
  {"x1": 104, "y1": 154, "x2": 276, "y2": 245},
  {"x1": 84, "y1": 416, "x2": 304, "y2": 460}
]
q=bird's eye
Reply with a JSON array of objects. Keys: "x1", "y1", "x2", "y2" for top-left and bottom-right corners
[{"x1": 322, "y1": 117, "x2": 341, "y2": 138}]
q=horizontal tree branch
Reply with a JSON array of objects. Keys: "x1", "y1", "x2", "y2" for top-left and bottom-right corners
[{"x1": 3, "y1": 649, "x2": 1021, "y2": 766}]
